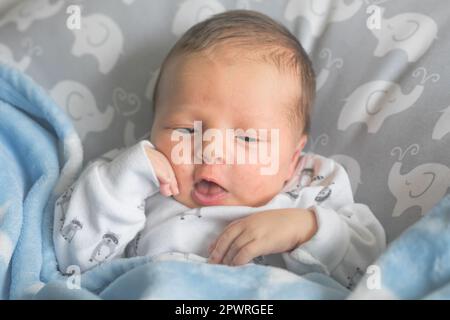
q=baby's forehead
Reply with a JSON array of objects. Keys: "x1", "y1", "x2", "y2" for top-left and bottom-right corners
[
  {"x1": 164, "y1": 96, "x2": 300, "y2": 136},
  {"x1": 171, "y1": 41, "x2": 301, "y2": 71},
  {"x1": 157, "y1": 47, "x2": 303, "y2": 125},
  {"x1": 171, "y1": 52, "x2": 301, "y2": 98}
]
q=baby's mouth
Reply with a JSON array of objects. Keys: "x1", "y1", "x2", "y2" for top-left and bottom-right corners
[{"x1": 192, "y1": 179, "x2": 229, "y2": 206}]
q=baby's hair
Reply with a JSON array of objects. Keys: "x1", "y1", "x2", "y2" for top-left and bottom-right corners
[{"x1": 152, "y1": 9, "x2": 315, "y2": 135}]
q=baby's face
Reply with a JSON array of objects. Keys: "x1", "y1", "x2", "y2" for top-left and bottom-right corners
[{"x1": 150, "y1": 47, "x2": 307, "y2": 208}]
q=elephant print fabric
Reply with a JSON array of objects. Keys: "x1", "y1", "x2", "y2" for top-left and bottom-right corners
[
  {"x1": 61, "y1": 219, "x2": 83, "y2": 243},
  {"x1": 0, "y1": 0, "x2": 449, "y2": 243},
  {"x1": 370, "y1": 7, "x2": 438, "y2": 62},
  {"x1": 388, "y1": 145, "x2": 450, "y2": 218},
  {"x1": 171, "y1": 0, "x2": 226, "y2": 36},
  {"x1": 55, "y1": 184, "x2": 75, "y2": 232},
  {"x1": 0, "y1": 0, "x2": 64, "y2": 31},
  {"x1": 285, "y1": 0, "x2": 363, "y2": 37},
  {"x1": 89, "y1": 233, "x2": 120, "y2": 264},
  {"x1": 337, "y1": 67, "x2": 439, "y2": 133},
  {"x1": 0, "y1": 39, "x2": 42, "y2": 72},
  {"x1": 50, "y1": 80, "x2": 115, "y2": 141},
  {"x1": 70, "y1": 13, "x2": 124, "y2": 74}
]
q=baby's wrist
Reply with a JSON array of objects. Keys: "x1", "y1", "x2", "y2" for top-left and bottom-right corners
[{"x1": 295, "y1": 208, "x2": 318, "y2": 247}]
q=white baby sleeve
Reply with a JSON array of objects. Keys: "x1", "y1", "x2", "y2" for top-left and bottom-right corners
[
  {"x1": 53, "y1": 140, "x2": 160, "y2": 273},
  {"x1": 282, "y1": 156, "x2": 386, "y2": 289}
]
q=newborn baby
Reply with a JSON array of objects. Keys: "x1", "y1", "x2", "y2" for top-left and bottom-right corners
[{"x1": 54, "y1": 10, "x2": 385, "y2": 289}]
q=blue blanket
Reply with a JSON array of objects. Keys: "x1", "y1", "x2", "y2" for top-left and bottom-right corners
[
  {"x1": 0, "y1": 62, "x2": 83, "y2": 299},
  {"x1": 0, "y1": 63, "x2": 449, "y2": 300},
  {"x1": 348, "y1": 194, "x2": 450, "y2": 300}
]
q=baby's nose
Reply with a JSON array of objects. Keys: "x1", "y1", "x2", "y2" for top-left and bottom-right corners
[
  {"x1": 194, "y1": 137, "x2": 228, "y2": 165},
  {"x1": 203, "y1": 149, "x2": 225, "y2": 164}
]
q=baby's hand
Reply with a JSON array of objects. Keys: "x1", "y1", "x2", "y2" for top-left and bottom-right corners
[
  {"x1": 144, "y1": 144, "x2": 179, "y2": 197},
  {"x1": 207, "y1": 208, "x2": 317, "y2": 266}
]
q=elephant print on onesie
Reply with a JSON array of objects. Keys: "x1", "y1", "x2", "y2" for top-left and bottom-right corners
[
  {"x1": 89, "y1": 232, "x2": 120, "y2": 264},
  {"x1": 55, "y1": 184, "x2": 75, "y2": 231},
  {"x1": 61, "y1": 218, "x2": 83, "y2": 243},
  {"x1": 286, "y1": 168, "x2": 314, "y2": 199},
  {"x1": 315, "y1": 182, "x2": 335, "y2": 204}
]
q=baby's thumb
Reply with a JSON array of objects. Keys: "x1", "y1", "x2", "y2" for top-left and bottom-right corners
[
  {"x1": 157, "y1": 173, "x2": 171, "y2": 185},
  {"x1": 159, "y1": 183, "x2": 172, "y2": 196}
]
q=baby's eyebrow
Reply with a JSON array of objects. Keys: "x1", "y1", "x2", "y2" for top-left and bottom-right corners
[
  {"x1": 163, "y1": 110, "x2": 196, "y2": 121},
  {"x1": 165, "y1": 104, "x2": 203, "y2": 115}
]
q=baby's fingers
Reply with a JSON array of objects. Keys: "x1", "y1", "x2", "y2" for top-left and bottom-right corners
[
  {"x1": 162, "y1": 163, "x2": 179, "y2": 196},
  {"x1": 168, "y1": 171, "x2": 179, "y2": 195},
  {"x1": 157, "y1": 168, "x2": 179, "y2": 196},
  {"x1": 222, "y1": 232, "x2": 254, "y2": 266},
  {"x1": 208, "y1": 225, "x2": 243, "y2": 264},
  {"x1": 232, "y1": 241, "x2": 260, "y2": 266},
  {"x1": 208, "y1": 239, "x2": 217, "y2": 254},
  {"x1": 159, "y1": 183, "x2": 172, "y2": 197},
  {"x1": 157, "y1": 172, "x2": 172, "y2": 185}
]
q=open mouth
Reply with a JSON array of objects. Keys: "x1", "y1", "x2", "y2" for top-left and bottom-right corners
[{"x1": 192, "y1": 179, "x2": 229, "y2": 206}]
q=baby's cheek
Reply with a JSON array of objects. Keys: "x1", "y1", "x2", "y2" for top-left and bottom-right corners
[
  {"x1": 171, "y1": 164, "x2": 192, "y2": 192},
  {"x1": 170, "y1": 166, "x2": 196, "y2": 208},
  {"x1": 235, "y1": 166, "x2": 282, "y2": 204}
]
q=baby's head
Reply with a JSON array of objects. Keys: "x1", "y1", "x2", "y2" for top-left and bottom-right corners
[{"x1": 150, "y1": 10, "x2": 315, "y2": 208}]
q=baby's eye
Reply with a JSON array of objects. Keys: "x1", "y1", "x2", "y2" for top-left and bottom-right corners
[
  {"x1": 175, "y1": 128, "x2": 195, "y2": 134},
  {"x1": 236, "y1": 135, "x2": 258, "y2": 143}
]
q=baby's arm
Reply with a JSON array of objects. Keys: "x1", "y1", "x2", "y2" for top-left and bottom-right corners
[
  {"x1": 53, "y1": 140, "x2": 173, "y2": 273},
  {"x1": 283, "y1": 157, "x2": 386, "y2": 289},
  {"x1": 206, "y1": 155, "x2": 384, "y2": 288}
]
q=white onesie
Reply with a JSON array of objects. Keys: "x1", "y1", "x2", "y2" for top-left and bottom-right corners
[{"x1": 53, "y1": 140, "x2": 386, "y2": 289}]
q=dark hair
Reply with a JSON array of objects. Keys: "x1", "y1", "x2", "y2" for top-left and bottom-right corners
[{"x1": 152, "y1": 10, "x2": 315, "y2": 135}]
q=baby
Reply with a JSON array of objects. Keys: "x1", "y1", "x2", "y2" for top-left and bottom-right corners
[{"x1": 54, "y1": 10, "x2": 386, "y2": 289}]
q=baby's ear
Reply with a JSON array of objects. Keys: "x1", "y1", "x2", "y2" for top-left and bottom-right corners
[
  {"x1": 295, "y1": 134, "x2": 308, "y2": 152},
  {"x1": 286, "y1": 134, "x2": 308, "y2": 179}
]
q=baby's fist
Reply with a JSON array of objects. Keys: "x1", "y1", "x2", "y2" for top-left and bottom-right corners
[{"x1": 144, "y1": 144, "x2": 179, "y2": 197}]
